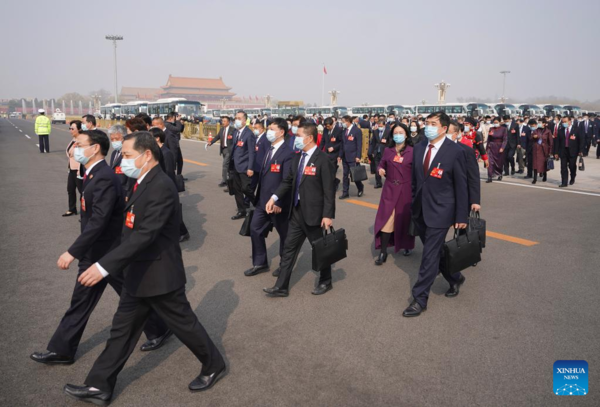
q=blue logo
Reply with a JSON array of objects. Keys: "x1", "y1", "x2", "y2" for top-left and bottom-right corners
[{"x1": 554, "y1": 360, "x2": 588, "y2": 396}]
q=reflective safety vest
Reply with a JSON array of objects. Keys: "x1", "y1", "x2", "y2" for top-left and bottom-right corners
[{"x1": 35, "y1": 115, "x2": 52, "y2": 135}]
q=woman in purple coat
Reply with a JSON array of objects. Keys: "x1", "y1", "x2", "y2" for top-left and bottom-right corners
[
  {"x1": 373, "y1": 123, "x2": 415, "y2": 265},
  {"x1": 485, "y1": 117, "x2": 508, "y2": 183},
  {"x1": 529, "y1": 118, "x2": 553, "y2": 184}
]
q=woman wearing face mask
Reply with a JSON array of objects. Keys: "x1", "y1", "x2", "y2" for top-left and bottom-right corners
[
  {"x1": 529, "y1": 118, "x2": 553, "y2": 184},
  {"x1": 485, "y1": 117, "x2": 507, "y2": 183},
  {"x1": 63, "y1": 120, "x2": 84, "y2": 217},
  {"x1": 409, "y1": 120, "x2": 424, "y2": 144},
  {"x1": 373, "y1": 123, "x2": 415, "y2": 265}
]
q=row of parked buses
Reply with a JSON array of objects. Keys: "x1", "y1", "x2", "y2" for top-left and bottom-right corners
[{"x1": 99, "y1": 98, "x2": 203, "y2": 121}]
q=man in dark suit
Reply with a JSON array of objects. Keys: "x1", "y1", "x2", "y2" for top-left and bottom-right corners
[
  {"x1": 579, "y1": 112, "x2": 594, "y2": 157},
  {"x1": 548, "y1": 115, "x2": 561, "y2": 140},
  {"x1": 152, "y1": 117, "x2": 179, "y2": 157},
  {"x1": 404, "y1": 112, "x2": 468, "y2": 317},
  {"x1": 321, "y1": 117, "x2": 342, "y2": 191},
  {"x1": 229, "y1": 111, "x2": 256, "y2": 219},
  {"x1": 516, "y1": 118, "x2": 530, "y2": 174},
  {"x1": 64, "y1": 132, "x2": 226, "y2": 405},
  {"x1": 209, "y1": 116, "x2": 235, "y2": 187},
  {"x1": 368, "y1": 119, "x2": 389, "y2": 188},
  {"x1": 593, "y1": 113, "x2": 600, "y2": 159},
  {"x1": 245, "y1": 118, "x2": 294, "y2": 277},
  {"x1": 521, "y1": 120, "x2": 534, "y2": 179},
  {"x1": 250, "y1": 121, "x2": 271, "y2": 194},
  {"x1": 31, "y1": 130, "x2": 170, "y2": 366},
  {"x1": 553, "y1": 116, "x2": 584, "y2": 187},
  {"x1": 503, "y1": 115, "x2": 520, "y2": 175},
  {"x1": 338, "y1": 115, "x2": 364, "y2": 199},
  {"x1": 263, "y1": 123, "x2": 336, "y2": 297},
  {"x1": 165, "y1": 112, "x2": 185, "y2": 176},
  {"x1": 107, "y1": 124, "x2": 133, "y2": 197}
]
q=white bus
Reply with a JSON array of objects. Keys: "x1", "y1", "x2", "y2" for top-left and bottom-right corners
[
  {"x1": 100, "y1": 103, "x2": 123, "y2": 120},
  {"x1": 518, "y1": 104, "x2": 545, "y2": 117},
  {"x1": 492, "y1": 104, "x2": 523, "y2": 118},
  {"x1": 147, "y1": 98, "x2": 202, "y2": 121},
  {"x1": 414, "y1": 104, "x2": 469, "y2": 117},
  {"x1": 305, "y1": 106, "x2": 348, "y2": 118},
  {"x1": 122, "y1": 101, "x2": 150, "y2": 118}
]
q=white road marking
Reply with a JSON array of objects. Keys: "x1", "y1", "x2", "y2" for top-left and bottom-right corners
[
  {"x1": 487, "y1": 179, "x2": 600, "y2": 197},
  {"x1": 181, "y1": 139, "x2": 208, "y2": 144},
  {"x1": 25, "y1": 134, "x2": 30, "y2": 139},
  {"x1": 19, "y1": 129, "x2": 22, "y2": 132}
]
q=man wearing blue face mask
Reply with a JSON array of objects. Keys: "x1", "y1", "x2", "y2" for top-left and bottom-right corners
[
  {"x1": 250, "y1": 121, "x2": 270, "y2": 193},
  {"x1": 108, "y1": 124, "x2": 132, "y2": 197},
  {"x1": 229, "y1": 110, "x2": 256, "y2": 219},
  {"x1": 338, "y1": 115, "x2": 364, "y2": 199}
]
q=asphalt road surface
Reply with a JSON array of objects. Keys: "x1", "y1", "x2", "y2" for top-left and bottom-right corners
[{"x1": 1, "y1": 118, "x2": 598, "y2": 407}]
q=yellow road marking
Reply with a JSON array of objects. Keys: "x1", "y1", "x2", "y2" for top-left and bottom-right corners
[
  {"x1": 183, "y1": 159, "x2": 209, "y2": 167},
  {"x1": 344, "y1": 199, "x2": 539, "y2": 247}
]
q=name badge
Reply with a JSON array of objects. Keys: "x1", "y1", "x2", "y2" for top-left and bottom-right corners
[
  {"x1": 237, "y1": 140, "x2": 244, "y2": 147},
  {"x1": 255, "y1": 146, "x2": 259, "y2": 151},
  {"x1": 430, "y1": 167, "x2": 444, "y2": 179},
  {"x1": 511, "y1": 129, "x2": 516, "y2": 133},
  {"x1": 330, "y1": 137, "x2": 335, "y2": 142},
  {"x1": 570, "y1": 135, "x2": 576, "y2": 140},
  {"x1": 81, "y1": 197, "x2": 86, "y2": 212},
  {"x1": 393, "y1": 155, "x2": 403, "y2": 163},
  {"x1": 115, "y1": 166, "x2": 123, "y2": 174},
  {"x1": 125, "y1": 209, "x2": 135, "y2": 229},
  {"x1": 348, "y1": 136, "x2": 354, "y2": 141},
  {"x1": 304, "y1": 165, "x2": 316, "y2": 176},
  {"x1": 227, "y1": 135, "x2": 233, "y2": 140},
  {"x1": 381, "y1": 139, "x2": 387, "y2": 144},
  {"x1": 271, "y1": 163, "x2": 281, "y2": 173}
]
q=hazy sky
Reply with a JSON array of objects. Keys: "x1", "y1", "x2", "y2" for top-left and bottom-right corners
[{"x1": 2, "y1": 0, "x2": 599, "y2": 106}]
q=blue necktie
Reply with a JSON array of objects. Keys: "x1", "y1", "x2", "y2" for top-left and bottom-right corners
[{"x1": 294, "y1": 153, "x2": 308, "y2": 207}]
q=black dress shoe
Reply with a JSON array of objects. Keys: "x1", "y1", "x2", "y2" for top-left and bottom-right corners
[
  {"x1": 223, "y1": 188, "x2": 229, "y2": 193},
  {"x1": 62, "y1": 211, "x2": 77, "y2": 217},
  {"x1": 231, "y1": 212, "x2": 246, "y2": 220},
  {"x1": 445, "y1": 275, "x2": 466, "y2": 298},
  {"x1": 357, "y1": 189, "x2": 364, "y2": 197},
  {"x1": 339, "y1": 194, "x2": 349, "y2": 200},
  {"x1": 189, "y1": 365, "x2": 227, "y2": 392},
  {"x1": 218, "y1": 182, "x2": 227, "y2": 187},
  {"x1": 182, "y1": 177, "x2": 189, "y2": 181},
  {"x1": 532, "y1": 179, "x2": 537, "y2": 184},
  {"x1": 559, "y1": 184, "x2": 568, "y2": 188},
  {"x1": 511, "y1": 169, "x2": 515, "y2": 175},
  {"x1": 498, "y1": 175, "x2": 503, "y2": 181},
  {"x1": 64, "y1": 384, "x2": 111, "y2": 406},
  {"x1": 140, "y1": 330, "x2": 173, "y2": 352},
  {"x1": 244, "y1": 265, "x2": 269, "y2": 276},
  {"x1": 523, "y1": 176, "x2": 531, "y2": 179},
  {"x1": 374, "y1": 252, "x2": 387, "y2": 266},
  {"x1": 517, "y1": 170, "x2": 524, "y2": 174},
  {"x1": 272, "y1": 268, "x2": 280, "y2": 277},
  {"x1": 179, "y1": 233, "x2": 190, "y2": 243},
  {"x1": 569, "y1": 179, "x2": 575, "y2": 185},
  {"x1": 374, "y1": 184, "x2": 382, "y2": 189},
  {"x1": 486, "y1": 177, "x2": 492, "y2": 183},
  {"x1": 312, "y1": 282, "x2": 333, "y2": 295},
  {"x1": 402, "y1": 249, "x2": 412, "y2": 256},
  {"x1": 263, "y1": 286, "x2": 289, "y2": 297},
  {"x1": 30, "y1": 351, "x2": 74, "y2": 365},
  {"x1": 402, "y1": 301, "x2": 426, "y2": 317},
  {"x1": 542, "y1": 174, "x2": 547, "y2": 182}
]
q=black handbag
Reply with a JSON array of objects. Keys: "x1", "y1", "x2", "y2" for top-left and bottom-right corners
[
  {"x1": 444, "y1": 229, "x2": 482, "y2": 275},
  {"x1": 311, "y1": 227, "x2": 348, "y2": 271},
  {"x1": 350, "y1": 164, "x2": 368, "y2": 182},
  {"x1": 175, "y1": 174, "x2": 185, "y2": 192},
  {"x1": 546, "y1": 157, "x2": 554, "y2": 171},
  {"x1": 239, "y1": 208, "x2": 272, "y2": 238},
  {"x1": 226, "y1": 175, "x2": 235, "y2": 196},
  {"x1": 408, "y1": 218, "x2": 417, "y2": 237},
  {"x1": 578, "y1": 156, "x2": 585, "y2": 171},
  {"x1": 467, "y1": 210, "x2": 486, "y2": 249}
]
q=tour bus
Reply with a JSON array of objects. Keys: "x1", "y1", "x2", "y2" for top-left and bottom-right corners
[
  {"x1": 147, "y1": 98, "x2": 202, "y2": 121},
  {"x1": 518, "y1": 104, "x2": 545, "y2": 117},
  {"x1": 543, "y1": 104, "x2": 568, "y2": 117},
  {"x1": 465, "y1": 103, "x2": 496, "y2": 118},
  {"x1": 121, "y1": 101, "x2": 149, "y2": 118},
  {"x1": 492, "y1": 104, "x2": 523, "y2": 118},
  {"x1": 350, "y1": 105, "x2": 387, "y2": 116},
  {"x1": 305, "y1": 106, "x2": 348, "y2": 118},
  {"x1": 100, "y1": 103, "x2": 123, "y2": 120},
  {"x1": 278, "y1": 107, "x2": 306, "y2": 117},
  {"x1": 270, "y1": 108, "x2": 280, "y2": 117},
  {"x1": 244, "y1": 108, "x2": 263, "y2": 118},
  {"x1": 387, "y1": 105, "x2": 414, "y2": 116},
  {"x1": 414, "y1": 104, "x2": 469, "y2": 118},
  {"x1": 562, "y1": 105, "x2": 583, "y2": 117},
  {"x1": 218, "y1": 109, "x2": 236, "y2": 117}
]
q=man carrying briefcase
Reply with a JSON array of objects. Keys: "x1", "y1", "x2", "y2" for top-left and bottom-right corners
[{"x1": 264, "y1": 123, "x2": 336, "y2": 297}]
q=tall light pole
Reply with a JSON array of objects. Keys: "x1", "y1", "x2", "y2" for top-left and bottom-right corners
[
  {"x1": 105, "y1": 35, "x2": 123, "y2": 103},
  {"x1": 500, "y1": 70, "x2": 510, "y2": 103}
]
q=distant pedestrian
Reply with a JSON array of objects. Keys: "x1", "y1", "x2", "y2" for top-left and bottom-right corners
[
  {"x1": 64, "y1": 120, "x2": 84, "y2": 216},
  {"x1": 35, "y1": 109, "x2": 51, "y2": 153}
]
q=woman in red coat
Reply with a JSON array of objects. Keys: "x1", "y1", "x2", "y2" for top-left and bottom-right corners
[
  {"x1": 529, "y1": 118, "x2": 553, "y2": 184},
  {"x1": 485, "y1": 117, "x2": 507, "y2": 183},
  {"x1": 373, "y1": 123, "x2": 415, "y2": 265}
]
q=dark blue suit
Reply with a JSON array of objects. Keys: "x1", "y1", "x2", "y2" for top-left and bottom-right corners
[
  {"x1": 368, "y1": 127, "x2": 389, "y2": 187},
  {"x1": 519, "y1": 126, "x2": 532, "y2": 176},
  {"x1": 250, "y1": 141, "x2": 294, "y2": 266},
  {"x1": 457, "y1": 142, "x2": 480, "y2": 208},
  {"x1": 250, "y1": 133, "x2": 271, "y2": 192},
  {"x1": 230, "y1": 126, "x2": 256, "y2": 212},
  {"x1": 411, "y1": 137, "x2": 469, "y2": 308},
  {"x1": 339, "y1": 124, "x2": 364, "y2": 195},
  {"x1": 579, "y1": 119, "x2": 594, "y2": 156}
]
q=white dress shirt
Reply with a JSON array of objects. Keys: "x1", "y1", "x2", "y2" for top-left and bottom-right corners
[
  {"x1": 85, "y1": 159, "x2": 103, "y2": 176},
  {"x1": 222, "y1": 125, "x2": 229, "y2": 147},
  {"x1": 272, "y1": 144, "x2": 317, "y2": 203}
]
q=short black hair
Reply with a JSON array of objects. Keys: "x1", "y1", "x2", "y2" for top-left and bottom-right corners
[
  {"x1": 126, "y1": 117, "x2": 147, "y2": 132},
  {"x1": 135, "y1": 113, "x2": 152, "y2": 127},
  {"x1": 324, "y1": 117, "x2": 334, "y2": 126},
  {"x1": 502, "y1": 115, "x2": 511, "y2": 121},
  {"x1": 292, "y1": 115, "x2": 306, "y2": 125},
  {"x1": 389, "y1": 123, "x2": 413, "y2": 149},
  {"x1": 70, "y1": 120, "x2": 82, "y2": 131},
  {"x1": 299, "y1": 123, "x2": 318, "y2": 143},
  {"x1": 82, "y1": 114, "x2": 96, "y2": 126},
  {"x1": 528, "y1": 119, "x2": 538, "y2": 126},
  {"x1": 271, "y1": 117, "x2": 288, "y2": 134},
  {"x1": 449, "y1": 120, "x2": 461, "y2": 133},
  {"x1": 149, "y1": 127, "x2": 165, "y2": 144},
  {"x1": 236, "y1": 110, "x2": 248, "y2": 121},
  {"x1": 362, "y1": 114, "x2": 368, "y2": 119},
  {"x1": 166, "y1": 111, "x2": 177, "y2": 120},
  {"x1": 426, "y1": 111, "x2": 450, "y2": 129},
  {"x1": 124, "y1": 131, "x2": 161, "y2": 161},
  {"x1": 81, "y1": 129, "x2": 109, "y2": 156},
  {"x1": 342, "y1": 115, "x2": 352, "y2": 123},
  {"x1": 255, "y1": 120, "x2": 265, "y2": 129},
  {"x1": 221, "y1": 116, "x2": 230, "y2": 123}
]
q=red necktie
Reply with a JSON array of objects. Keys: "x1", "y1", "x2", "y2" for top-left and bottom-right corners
[
  {"x1": 83, "y1": 173, "x2": 88, "y2": 182},
  {"x1": 133, "y1": 183, "x2": 138, "y2": 192},
  {"x1": 423, "y1": 144, "x2": 434, "y2": 177}
]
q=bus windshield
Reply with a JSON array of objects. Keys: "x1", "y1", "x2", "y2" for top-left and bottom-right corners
[{"x1": 177, "y1": 102, "x2": 199, "y2": 117}]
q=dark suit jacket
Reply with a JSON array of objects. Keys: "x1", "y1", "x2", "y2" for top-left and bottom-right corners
[
  {"x1": 255, "y1": 141, "x2": 294, "y2": 210},
  {"x1": 164, "y1": 128, "x2": 180, "y2": 152},
  {"x1": 519, "y1": 126, "x2": 532, "y2": 152},
  {"x1": 368, "y1": 127, "x2": 389, "y2": 156},
  {"x1": 321, "y1": 126, "x2": 342, "y2": 157},
  {"x1": 579, "y1": 120, "x2": 594, "y2": 139},
  {"x1": 165, "y1": 121, "x2": 184, "y2": 141},
  {"x1": 210, "y1": 125, "x2": 235, "y2": 155},
  {"x1": 109, "y1": 150, "x2": 133, "y2": 197},
  {"x1": 457, "y1": 142, "x2": 480, "y2": 207},
  {"x1": 230, "y1": 126, "x2": 256, "y2": 173},
  {"x1": 554, "y1": 125, "x2": 584, "y2": 156},
  {"x1": 253, "y1": 133, "x2": 271, "y2": 173},
  {"x1": 411, "y1": 138, "x2": 468, "y2": 228},
  {"x1": 160, "y1": 145, "x2": 177, "y2": 185},
  {"x1": 274, "y1": 147, "x2": 336, "y2": 226},
  {"x1": 68, "y1": 160, "x2": 124, "y2": 260},
  {"x1": 98, "y1": 165, "x2": 186, "y2": 298},
  {"x1": 339, "y1": 124, "x2": 363, "y2": 162},
  {"x1": 506, "y1": 122, "x2": 521, "y2": 148}
]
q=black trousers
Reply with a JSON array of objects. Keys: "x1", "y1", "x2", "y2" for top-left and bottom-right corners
[
  {"x1": 274, "y1": 204, "x2": 332, "y2": 291},
  {"x1": 583, "y1": 137, "x2": 592, "y2": 156},
  {"x1": 47, "y1": 255, "x2": 168, "y2": 358},
  {"x1": 250, "y1": 206, "x2": 289, "y2": 267},
  {"x1": 560, "y1": 151, "x2": 577, "y2": 185},
  {"x1": 67, "y1": 170, "x2": 83, "y2": 213},
  {"x1": 179, "y1": 203, "x2": 188, "y2": 236},
  {"x1": 39, "y1": 135, "x2": 49, "y2": 153},
  {"x1": 503, "y1": 146, "x2": 517, "y2": 173},
  {"x1": 325, "y1": 154, "x2": 340, "y2": 189},
  {"x1": 342, "y1": 160, "x2": 364, "y2": 195},
  {"x1": 232, "y1": 171, "x2": 254, "y2": 212},
  {"x1": 373, "y1": 153, "x2": 383, "y2": 186},
  {"x1": 596, "y1": 142, "x2": 600, "y2": 158},
  {"x1": 525, "y1": 150, "x2": 533, "y2": 177},
  {"x1": 85, "y1": 287, "x2": 225, "y2": 393},
  {"x1": 411, "y1": 216, "x2": 462, "y2": 308},
  {"x1": 175, "y1": 147, "x2": 184, "y2": 175}
]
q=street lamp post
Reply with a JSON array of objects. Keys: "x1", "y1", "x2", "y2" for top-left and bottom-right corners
[
  {"x1": 500, "y1": 70, "x2": 511, "y2": 103},
  {"x1": 105, "y1": 35, "x2": 123, "y2": 103}
]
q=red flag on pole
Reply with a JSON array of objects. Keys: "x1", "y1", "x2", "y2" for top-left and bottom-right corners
[{"x1": 323, "y1": 66, "x2": 327, "y2": 75}]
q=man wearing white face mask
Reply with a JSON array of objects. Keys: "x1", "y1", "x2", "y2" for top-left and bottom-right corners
[
  {"x1": 447, "y1": 121, "x2": 481, "y2": 214},
  {"x1": 229, "y1": 111, "x2": 256, "y2": 219},
  {"x1": 108, "y1": 124, "x2": 131, "y2": 197}
]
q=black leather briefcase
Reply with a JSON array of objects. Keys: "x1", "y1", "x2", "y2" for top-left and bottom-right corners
[
  {"x1": 579, "y1": 156, "x2": 585, "y2": 171},
  {"x1": 239, "y1": 208, "x2": 272, "y2": 238},
  {"x1": 226, "y1": 174, "x2": 235, "y2": 196},
  {"x1": 468, "y1": 210, "x2": 486, "y2": 249},
  {"x1": 311, "y1": 227, "x2": 348, "y2": 271},
  {"x1": 175, "y1": 174, "x2": 185, "y2": 192},
  {"x1": 350, "y1": 164, "x2": 368, "y2": 182},
  {"x1": 546, "y1": 157, "x2": 554, "y2": 171},
  {"x1": 444, "y1": 229, "x2": 481, "y2": 275}
]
